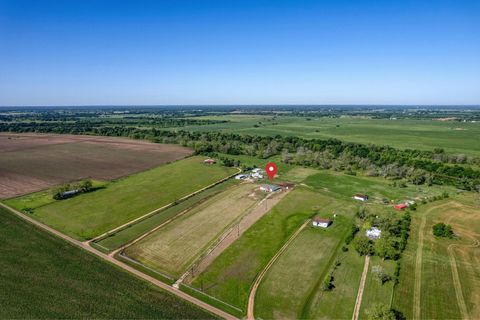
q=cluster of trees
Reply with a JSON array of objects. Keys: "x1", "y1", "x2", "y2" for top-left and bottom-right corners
[
  {"x1": 367, "y1": 303, "x2": 405, "y2": 320},
  {"x1": 322, "y1": 259, "x2": 341, "y2": 291},
  {"x1": 2, "y1": 122, "x2": 480, "y2": 190},
  {"x1": 353, "y1": 210, "x2": 411, "y2": 260},
  {"x1": 432, "y1": 223, "x2": 455, "y2": 238},
  {"x1": 52, "y1": 180, "x2": 93, "y2": 200}
]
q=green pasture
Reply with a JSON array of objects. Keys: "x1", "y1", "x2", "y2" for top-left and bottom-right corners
[
  {"x1": 0, "y1": 207, "x2": 215, "y2": 319},
  {"x1": 5, "y1": 156, "x2": 237, "y2": 240},
  {"x1": 181, "y1": 115, "x2": 480, "y2": 156},
  {"x1": 191, "y1": 187, "x2": 350, "y2": 310},
  {"x1": 254, "y1": 211, "x2": 356, "y2": 319},
  {"x1": 306, "y1": 249, "x2": 364, "y2": 319},
  {"x1": 304, "y1": 170, "x2": 456, "y2": 203}
]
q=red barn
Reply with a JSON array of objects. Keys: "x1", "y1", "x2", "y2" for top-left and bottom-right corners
[{"x1": 395, "y1": 204, "x2": 408, "y2": 210}]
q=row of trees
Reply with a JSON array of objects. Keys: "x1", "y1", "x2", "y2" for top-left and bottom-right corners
[{"x1": 2, "y1": 122, "x2": 480, "y2": 190}]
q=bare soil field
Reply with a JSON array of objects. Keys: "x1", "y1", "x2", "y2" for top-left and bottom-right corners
[{"x1": 0, "y1": 133, "x2": 192, "y2": 198}]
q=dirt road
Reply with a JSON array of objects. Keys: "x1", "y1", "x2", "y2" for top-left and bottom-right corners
[
  {"x1": 0, "y1": 202, "x2": 237, "y2": 320},
  {"x1": 352, "y1": 255, "x2": 370, "y2": 320},
  {"x1": 246, "y1": 218, "x2": 310, "y2": 320},
  {"x1": 413, "y1": 214, "x2": 426, "y2": 320}
]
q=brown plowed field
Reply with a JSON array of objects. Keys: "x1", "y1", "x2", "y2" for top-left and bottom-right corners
[{"x1": 0, "y1": 133, "x2": 192, "y2": 199}]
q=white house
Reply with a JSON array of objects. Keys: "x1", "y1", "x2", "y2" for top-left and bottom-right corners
[
  {"x1": 312, "y1": 217, "x2": 332, "y2": 228},
  {"x1": 353, "y1": 194, "x2": 368, "y2": 201},
  {"x1": 366, "y1": 227, "x2": 382, "y2": 239}
]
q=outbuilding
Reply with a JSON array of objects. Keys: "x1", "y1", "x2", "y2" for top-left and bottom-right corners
[
  {"x1": 353, "y1": 194, "x2": 369, "y2": 201},
  {"x1": 395, "y1": 204, "x2": 408, "y2": 210},
  {"x1": 235, "y1": 174, "x2": 248, "y2": 180},
  {"x1": 260, "y1": 184, "x2": 281, "y2": 193},
  {"x1": 312, "y1": 217, "x2": 332, "y2": 228},
  {"x1": 203, "y1": 158, "x2": 216, "y2": 165}
]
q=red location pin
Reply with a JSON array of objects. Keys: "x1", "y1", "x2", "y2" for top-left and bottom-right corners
[{"x1": 265, "y1": 162, "x2": 278, "y2": 181}]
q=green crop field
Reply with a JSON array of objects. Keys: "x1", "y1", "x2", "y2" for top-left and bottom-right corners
[
  {"x1": 254, "y1": 209, "x2": 356, "y2": 319},
  {"x1": 393, "y1": 193, "x2": 480, "y2": 320},
  {"x1": 0, "y1": 207, "x2": 215, "y2": 319},
  {"x1": 191, "y1": 187, "x2": 337, "y2": 311},
  {"x1": 180, "y1": 115, "x2": 480, "y2": 156},
  {"x1": 125, "y1": 183, "x2": 265, "y2": 277},
  {"x1": 95, "y1": 179, "x2": 239, "y2": 251},
  {"x1": 4, "y1": 156, "x2": 237, "y2": 240}
]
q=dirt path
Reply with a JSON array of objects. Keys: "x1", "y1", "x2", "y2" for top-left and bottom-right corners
[
  {"x1": 448, "y1": 237, "x2": 479, "y2": 320},
  {"x1": 88, "y1": 168, "x2": 241, "y2": 244},
  {"x1": 0, "y1": 202, "x2": 237, "y2": 320},
  {"x1": 351, "y1": 255, "x2": 370, "y2": 320},
  {"x1": 185, "y1": 188, "x2": 292, "y2": 284},
  {"x1": 246, "y1": 218, "x2": 310, "y2": 320}
]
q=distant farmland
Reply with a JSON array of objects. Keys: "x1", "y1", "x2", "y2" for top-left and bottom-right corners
[{"x1": 0, "y1": 133, "x2": 193, "y2": 199}]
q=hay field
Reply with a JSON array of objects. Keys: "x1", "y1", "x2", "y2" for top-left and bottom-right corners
[
  {"x1": 125, "y1": 183, "x2": 265, "y2": 277},
  {"x1": 0, "y1": 133, "x2": 192, "y2": 198},
  {"x1": 393, "y1": 193, "x2": 480, "y2": 319}
]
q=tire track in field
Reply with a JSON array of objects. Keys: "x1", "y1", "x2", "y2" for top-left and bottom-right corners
[
  {"x1": 447, "y1": 237, "x2": 479, "y2": 320},
  {"x1": 413, "y1": 213, "x2": 426, "y2": 320},
  {"x1": 246, "y1": 219, "x2": 310, "y2": 320},
  {"x1": 351, "y1": 255, "x2": 370, "y2": 320}
]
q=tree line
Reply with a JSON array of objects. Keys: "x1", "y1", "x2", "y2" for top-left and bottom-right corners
[{"x1": 2, "y1": 122, "x2": 480, "y2": 190}]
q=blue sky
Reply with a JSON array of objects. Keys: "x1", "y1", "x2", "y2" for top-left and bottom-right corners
[{"x1": 0, "y1": 0, "x2": 479, "y2": 106}]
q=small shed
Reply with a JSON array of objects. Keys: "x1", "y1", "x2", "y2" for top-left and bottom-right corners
[
  {"x1": 353, "y1": 194, "x2": 369, "y2": 201},
  {"x1": 312, "y1": 217, "x2": 332, "y2": 228},
  {"x1": 203, "y1": 158, "x2": 216, "y2": 165},
  {"x1": 260, "y1": 184, "x2": 281, "y2": 193}
]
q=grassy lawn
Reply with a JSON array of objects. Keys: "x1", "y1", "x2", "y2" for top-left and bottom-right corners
[
  {"x1": 254, "y1": 211, "x2": 355, "y2": 319},
  {"x1": 95, "y1": 179, "x2": 238, "y2": 251},
  {"x1": 125, "y1": 183, "x2": 265, "y2": 278},
  {"x1": 0, "y1": 207, "x2": 216, "y2": 319},
  {"x1": 191, "y1": 187, "x2": 349, "y2": 311},
  {"x1": 4, "y1": 156, "x2": 237, "y2": 240},
  {"x1": 393, "y1": 193, "x2": 480, "y2": 319}
]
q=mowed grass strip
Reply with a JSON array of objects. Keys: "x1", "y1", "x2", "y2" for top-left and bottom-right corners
[
  {"x1": 191, "y1": 187, "x2": 329, "y2": 310},
  {"x1": 126, "y1": 183, "x2": 264, "y2": 277},
  {"x1": 254, "y1": 211, "x2": 355, "y2": 319},
  {"x1": 96, "y1": 179, "x2": 239, "y2": 251},
  {"x1": 0, "y1": 207, "x2": 216, "y2": 319},
  {"x1": 7, "y1": 156, "x2": 237, "y2": 240}
]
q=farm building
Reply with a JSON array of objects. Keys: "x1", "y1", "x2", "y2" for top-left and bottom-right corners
[
  {"x1": 60, "y1": 189, "x2": 80, "y2": 199},
  {"x1": 252, "y1": 168, "x2": 262, "y2": 173},
  {"x1": 353, "y1": 194, "x2": 369, "y2": 201},
  {"x1": 312, "y1": 217, "x2": 332, "y2": 228},
  {"x1": 277, "y1": 182, "x2": 295, "y2": 190},
  {"x1": 252, "y1": 172, "x2": 264, "y2": 179},
  {"x1": 203, "y1": 158, "x2": 216, "y2": 165},
  {"x1": 366, "y1": 227, "x2": 382, "y2": 239},
  {"x1": 235, "y1": 174, "x2": 248, "y2": 180},
  {"x1": 395, "y1": 204, "x2": 408, "y2": 210},
  {"x1": 260, "y1": 184, "x2": 281, "y2": 193}
]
